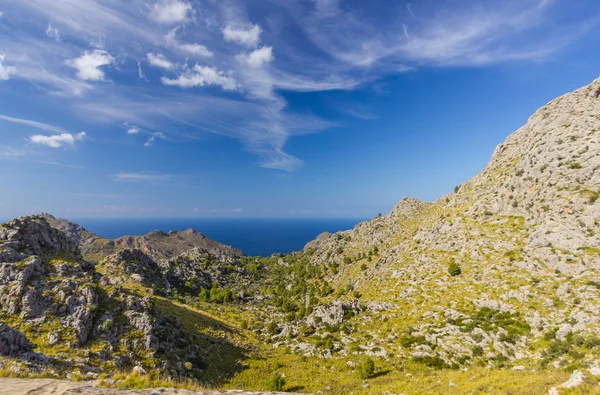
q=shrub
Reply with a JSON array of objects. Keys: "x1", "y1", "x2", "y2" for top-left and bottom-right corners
[
  {"x1": 267, "y1": 322, "x2": 279, "y2": 335},
  {"x1": 266, "y1": 372, "x2": 286, "y2": 391},
  {"x1": 472, "y1": 346, "x2": 484, "y2": 357},
  {"x1": 359, "y1": 357, "x2": 375, "y2": 379},
  {"x1": 411, "y1": 355, "x2": 448, "y2": 370},
  {"x1": 325, "y1": 337, "x2": 334, "y2": 350},
  {"x1": 400, "y1": 334, "x2": 427, "y2": 348},
  {"x1": 448, "y1": 261, "x2": 462, "y2": 276},
  {"x1": 198, "y1": 288, "x2": 209, "y2": 301}
]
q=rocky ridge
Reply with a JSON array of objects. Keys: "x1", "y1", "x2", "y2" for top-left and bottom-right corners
[{"x1": 267, "y1": 77, "x2": 600, "y2": 372}]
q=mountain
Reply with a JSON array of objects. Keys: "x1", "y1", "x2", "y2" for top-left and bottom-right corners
[
  {"x1": 39, "y1": 214, "x2": 243, "y2": 262},
  {"x1": 1, "y1": 77, "x2": 600, "y2": 394}
]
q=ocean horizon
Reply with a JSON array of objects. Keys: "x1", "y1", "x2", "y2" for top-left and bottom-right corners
[{"x1": 68, "y1": 217, "x2": 368, "y2": 257}]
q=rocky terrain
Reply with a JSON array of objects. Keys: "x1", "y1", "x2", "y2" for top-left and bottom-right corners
[{"x1": 1, "y1": 77, "x2": 600, "y2": 394}]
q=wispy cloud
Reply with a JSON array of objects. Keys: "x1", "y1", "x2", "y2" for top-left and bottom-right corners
[
  {"x1": 165, "y1": 29, "x2": 213, "y2": 57},
  {"x1": 0, "y1": 146, "x2": 38, "y2": 158},
  {"x1": 0, "y1": 0, "x2": 595, "y2": 172},
  {"x1": 194, "y1": 207, "x2": 245, "y2": 214},
  {"x1": 223, "y1": 24, "x2": 262, "y2": 48},
  {"x1": 161, "y1": 65, "x2": 238, "y2": 90},
  {"x1": 45, "y1": 23, "x2": 60, "y2": 41},
  {"x1": 0, "y1": 55, "x2": 17, "y2": 80},
  {"x1": 0, "y1": 114, "x2": 67, "y2": 133},
  {"x1": 112, "y1": 172, "x2": 172, "y2": 183},
  {"x1": 144, "y1": 136, "x2": 155, "y2": 147}
]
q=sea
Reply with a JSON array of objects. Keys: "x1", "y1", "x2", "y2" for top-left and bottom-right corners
[{"x1": 73, "y1": 218, "x2": 367, "y2": 257}]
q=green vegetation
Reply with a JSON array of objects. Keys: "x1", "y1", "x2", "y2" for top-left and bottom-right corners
[
  {"x1": 265, "y1": 372, "x2": 286, "y2": 391},
  {"x1": 359, "y1": 357, "x2": 375, "y2": 379},
  {"x1": 447, "y1": 261, "x2": 462, "y2": 276}
]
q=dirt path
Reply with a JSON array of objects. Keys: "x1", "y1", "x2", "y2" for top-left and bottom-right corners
[{"x1": 0, "y1": 379, "x2": 305, "y2": 395}]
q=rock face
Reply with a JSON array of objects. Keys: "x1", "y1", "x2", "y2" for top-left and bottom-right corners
[
  {"x1": 100, "y1": 249, "x2": 168, "y2": 292},
  {"x1": 0, "y1": 216, "x2": 97, "y2": 346},
  {"x1": 0, "y1": 324, "x2": 32, "y2": 357},
  {"x1": 306, "y1": 300, "x2": 362, "y2": 328}
]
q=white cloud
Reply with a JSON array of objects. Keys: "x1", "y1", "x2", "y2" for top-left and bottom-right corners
[
  {"x1": 223, "y1": 24, "x2": 262, "y2": 48},
  {"x1": 179, "y1": 43, "x2": 213, "y2": 57},
  {"x1": 30, "y1": 131, "x2": 86, "y2": 148},
  {"x1": 144, "y1": 136, "x2": 155, "y2": 147},
  {"x1": 45, "y1": 23, "x2": 60, "y2": 41},
  {"x1": 237, "y1": 46, "x2": 273, "y2": 68},
  {"x1": 161, "y1": 65, "x2": 237, "y2": 90},
  {"x1": 127, "y1": 127, "x2": 140, "y2": 134},
  {"x1": 165, "y1": 29, "x2": 213, "y2": 57},
  {"x1": 0, "y1": 55, "x2": 16, "y2": 80},
  {"x1": 151, "y1": 0, "x2": 192, "y2": 24},
  {"x1": 137, "y1": 61, "x2": 146, "y2": 80},
  {"x1": 112, "y1": 172, "x2": 171, "y2": 183},
  {"x1": 66, "y1": 50, "x2": 114, "y2": 81},
  {"x1": 0, "y1": 114, "x2": 66, "y2": 133},
  {"x1": 0, "y1": 11, "x2": 3, "y2": 18},
  {"x1": 147, "y1": 53, "x2": 174, "y2": 69}
]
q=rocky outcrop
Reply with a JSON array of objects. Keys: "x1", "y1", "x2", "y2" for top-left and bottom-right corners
[
  {"x1": 0, "y1": 215, "x2": 82, "y2": 261},
  {"x1": 306, "y1": 300, "x2": 362, "y2": 328},
  {"x1": 0, "y1": 323, "x2": 32, "y2": 357},
  {"x1": 100, "y1": 249, "x2": 168, "y2": 293}
]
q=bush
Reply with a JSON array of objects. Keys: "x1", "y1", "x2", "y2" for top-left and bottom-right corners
[
  {"x1": 198, "y1": 288, "x2": 209, "y2": 301},
  {"x1": 240, "y1": 320, "x2": 248, "y2": 330},
  {"x1": 359, "y1": 357, "x2": 375, "y2": 379},
  {"x1": 448, "y1": 261, "x2": 462, "y2": 276},
  {"x1": 411, "y1": 355, "x2": 448, "y2": 370},
  {"x1": 266, "y1": 372, "x2": 286, "y2": 391},
  {"x1": 472, "y1": 346, "x2": 484, "y2": 357}
]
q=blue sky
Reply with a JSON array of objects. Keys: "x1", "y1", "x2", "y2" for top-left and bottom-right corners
[{"x1": 0, "y1": 0, "x2": 599, "y2": 218}]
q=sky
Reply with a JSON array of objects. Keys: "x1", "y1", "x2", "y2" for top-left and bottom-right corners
[{"x1": 0, "y1": 0, "x2": 599, "y2": 219}]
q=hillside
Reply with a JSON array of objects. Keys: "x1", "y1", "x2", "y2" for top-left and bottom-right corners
[{"x1": 1, "y1": 77, "x2": 600, "y2": 394}]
